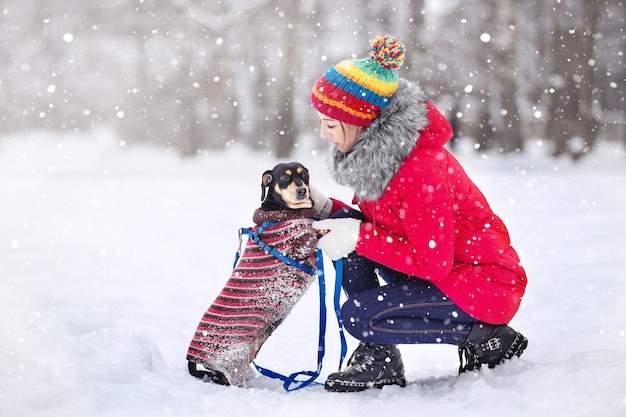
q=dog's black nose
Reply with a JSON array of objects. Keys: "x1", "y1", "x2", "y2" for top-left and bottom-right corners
[{"x1": 296, "y1": 187, "x2": 308, "y2": 199}]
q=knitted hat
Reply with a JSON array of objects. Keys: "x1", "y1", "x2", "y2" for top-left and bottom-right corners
[{"x1": 310, "y1": 34, "x2": 406, "y2": 127}]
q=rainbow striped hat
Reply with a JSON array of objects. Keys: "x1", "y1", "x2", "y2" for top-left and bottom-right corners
[{"x1": 310, "y1": 34, "x2": 406, "y2": 127}]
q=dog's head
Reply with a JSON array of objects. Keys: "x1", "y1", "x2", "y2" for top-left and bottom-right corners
[{"x1": 260, "y1": 162, "x2": 313, "y2": 211}]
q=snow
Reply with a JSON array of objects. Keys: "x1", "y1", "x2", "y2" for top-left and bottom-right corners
[{"x1": 1, "y1": 132, "x2": 625, "y2": 417}]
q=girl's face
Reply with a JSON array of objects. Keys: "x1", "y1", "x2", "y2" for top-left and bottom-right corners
[{"x1": 317, "y1": 112, "x2": 362, "y2": 153}]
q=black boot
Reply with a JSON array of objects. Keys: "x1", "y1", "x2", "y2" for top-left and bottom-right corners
[
  {"x1": 324, "y1": 342, "x2": 406, "y2": 392},
  {"x1": 458, "y1": 323, "x2": 528, "y2": 373}
]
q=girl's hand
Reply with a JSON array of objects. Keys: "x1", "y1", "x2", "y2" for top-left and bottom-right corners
[
  {"x1": 309, "y1": 185, "x2": 333, "y2": 219},
  {"x1": 312, "y1": 218, "x2": 361, "y2": 260}
]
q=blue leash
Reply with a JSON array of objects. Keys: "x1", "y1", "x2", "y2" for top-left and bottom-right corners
[
  {"x1": 334, "y1": 259, "x2": 348, "y2": 370},
  {"x1": 237, "y1": 222, "x2": 316, "y2": 275},
  {"x1": 235, "y1": 222, "x2": 347, "y2": 392}
]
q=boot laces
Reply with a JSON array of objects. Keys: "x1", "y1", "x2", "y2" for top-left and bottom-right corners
[
  {"x1": 458, "y1": 341, "x2": 480, "y2": 373},
  {"x1": 349, "y1": 353, "x2": 375, "y2": 373},
  {"x1": 344, "y1": 344, "x2": 382, "y2": 373}
]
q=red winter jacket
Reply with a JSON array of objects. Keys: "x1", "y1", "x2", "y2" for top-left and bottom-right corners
[{"x1": 328, "y1": 85, "x2": 526, "y2": 324}]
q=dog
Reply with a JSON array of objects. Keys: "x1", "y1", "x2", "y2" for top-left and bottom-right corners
[
  {"x1": 187, "y1": 162, "x2": 319, "y2": 386},
  {"x1": 259, "y1": 162, "x2": 313, "y2": 211}
]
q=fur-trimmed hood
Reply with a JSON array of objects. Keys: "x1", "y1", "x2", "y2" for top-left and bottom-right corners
[{"x1": 327, "y1": 79, "x2": 430, "y2": 201}]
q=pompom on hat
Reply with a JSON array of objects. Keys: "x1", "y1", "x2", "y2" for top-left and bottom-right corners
[{"x1": 310, "y1": 34, "x2": 406, "y2": 127}]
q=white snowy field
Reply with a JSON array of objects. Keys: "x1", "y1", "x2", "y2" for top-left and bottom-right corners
[{"x1": 1, "y1": 132, "x2": 625, "y2": 417}]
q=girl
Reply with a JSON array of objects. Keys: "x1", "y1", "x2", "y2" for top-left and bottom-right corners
[{"x1": 310, "y1": 35, "x2": 528, "y2": 392}]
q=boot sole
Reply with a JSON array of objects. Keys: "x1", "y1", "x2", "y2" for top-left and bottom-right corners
[{"x1": 325, "y1": 376, "x2": 406, "y2": 393}]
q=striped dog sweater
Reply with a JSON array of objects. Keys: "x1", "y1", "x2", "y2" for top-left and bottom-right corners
[{"x1": 187, "y1": 208, "x2": 318, "y2": 386}]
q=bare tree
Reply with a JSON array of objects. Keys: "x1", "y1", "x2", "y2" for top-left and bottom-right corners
[
  {"x1": 260, "y1": 0, "x2": 300, "y2": 158},
  {"x1": 491, "y1": 0, "x2": 524, "y2": 152},
  {"x1": 545, "y1": 0, "x2": 600, "y2": 159}
]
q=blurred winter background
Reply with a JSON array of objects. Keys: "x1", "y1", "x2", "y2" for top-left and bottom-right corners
[
  {"x1": 1, "y1": 0, "x2": 623, "y2": 158},
  {"x1": 1, "y1": 1, "x2": 625, "y2": 416}
]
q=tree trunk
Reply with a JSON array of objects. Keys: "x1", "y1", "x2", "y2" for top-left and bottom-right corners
[
  {"x1": 274, "y1": 0, "x2": 298, "y2": 158},
  {"x1": 493, "y1": 0, "x2": 524, "y2": 153},
  {"x1": 547, "y1": 0, "x2": 599, "y2": 159}
]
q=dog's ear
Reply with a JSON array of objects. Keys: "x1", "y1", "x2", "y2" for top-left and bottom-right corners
[{"x1": 261, "y1": 170, "x2": 273, "y2": 201}]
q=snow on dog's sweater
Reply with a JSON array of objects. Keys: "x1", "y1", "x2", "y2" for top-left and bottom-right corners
[{"x1": 187, "y1": 208, "x2": 318, "y2": 385}]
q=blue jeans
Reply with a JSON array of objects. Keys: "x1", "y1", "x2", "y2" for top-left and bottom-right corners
[{"x1": 333, "y1": 208, "x2": 480, "y2": 345}]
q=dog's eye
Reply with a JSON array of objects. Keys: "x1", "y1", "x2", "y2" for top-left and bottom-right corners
[
  {"x1": 301, "y1": 170, "x2": 309, "y2": 182},
  {"x1": 279, "y1": 174, "x2": 290, "y2": 183}
]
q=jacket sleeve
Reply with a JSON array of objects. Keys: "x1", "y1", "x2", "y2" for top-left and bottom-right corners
[
  {"x1": 328, "y1": 197, "x2": 352, "y2": 215},
  {"x1": 354, "y1": 160, "x2": 456, "y2": 281}
]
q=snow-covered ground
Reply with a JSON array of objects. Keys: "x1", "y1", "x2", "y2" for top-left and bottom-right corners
[{"x1": 1, "y1": 132, "x2": 625, "y2": 417}]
